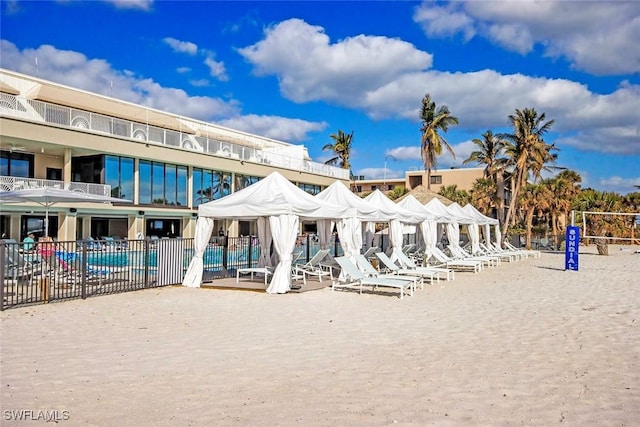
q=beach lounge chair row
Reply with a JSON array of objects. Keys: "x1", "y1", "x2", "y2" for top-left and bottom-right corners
[{"x1": 332, "y1": 256, "x2": 414, "y2": 300}]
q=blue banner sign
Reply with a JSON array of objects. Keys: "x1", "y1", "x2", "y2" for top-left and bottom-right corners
[{"x1": 565, "y1": 226, "x2": 580, "y2": 271}]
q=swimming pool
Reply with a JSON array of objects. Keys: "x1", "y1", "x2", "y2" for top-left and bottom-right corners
[{"x1": 84, "y1": 246, "x2": 259, "y2": 269}]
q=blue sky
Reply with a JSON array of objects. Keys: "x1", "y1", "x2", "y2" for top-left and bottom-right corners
[{"x1": 2, "y1": 0, "x2": 639, "y2": 194}]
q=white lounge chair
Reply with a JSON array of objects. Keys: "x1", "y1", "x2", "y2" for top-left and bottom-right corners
[
  {"x1": 393, "y1": 250, "x2": 458, "y2": 281},
  {"x1": 504, "y1": 241, "x2": 541, "y2": 258},
  {"x1": 294, "y1": 249, "x2": 333, "y2": 285},
  {"x1": 236, "y1": 266, "x2": 273, "y2": 286},
  {"x1": 374, "y1": 252, "x2": 442, "y2": 286},
  {"x1": 427, "y1": 247, "x2": 482, "y2": 274},
  {"x1": 353, "y1": 254, "x2": 422, "y2": 290},
  {"x1": 332, "y1": 256, "x2": 414, "y2": 299},
  {"x1": 361, "y1": 246, "x2": 379, "y2": 261},
  {"x1": 449, "y1": 244, "x2": 501, "y2": 268},
  {"x1": 479, "y1": 242, "x2": 518, "y2": 262},
  {"x1": 237, "y1": 251, "x2": 302, "y2": 287}
]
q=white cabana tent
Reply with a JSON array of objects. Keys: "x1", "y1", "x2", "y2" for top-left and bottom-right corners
[
  {"x1": 182, "y1": 172, "x2": 355, "y2": 294},
  {"x1": 424, "y1": 199, "x2": 469, "y2": 252},
  {"x1": 364, "y1": 190, "x2": 427, "y2": 262},
  {"x1": 397, "y1": 194, "x2": 448, "y2": 252},
  {"x1": 315, "y1": 181, "x2": 396, "y2": 260},
  {"x1": 446, "y1": 202, "x2": 480, "y2": 253},
  {"x1": 463, "y1": 204, "x2": 501, "y2": 249}
]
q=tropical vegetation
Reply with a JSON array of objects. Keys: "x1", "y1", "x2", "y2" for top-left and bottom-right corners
[
  {"x1": 419, "y1": 94, "x2": 458, "y2": 190},
  {"x1": 323, "y1": 129, "x2": 353, "y2": 169}
]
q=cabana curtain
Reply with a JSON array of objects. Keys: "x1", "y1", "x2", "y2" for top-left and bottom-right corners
[
  {"x1": 182, "y1": 217, "x2": 214, "y2": 288},
  {"x1": 266, "y1": 214, "x2": 299, "y2": 294}
]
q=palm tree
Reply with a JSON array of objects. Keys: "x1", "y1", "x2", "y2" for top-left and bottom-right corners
[
  {"x1": 573, "y1": 189, "x2": 625, "y2": 255},
  {"x1": 549, "y1": 170, "x2": 582, "y2": 246},
  {"x1": 463, "y1": 130, "x2": 508, "y2": 222},
  {"x1": 419, "y1": 94, "x2": 458, "y2": 190},
  {"x1": 519, "y1": 182, "x2": 552, "y2": 249},
  {"x1": 470, "y1": 178, "x2": 496, "y2": 216},
  {"x1": 322, "y1": 129, "x2": 353, "y2": 169},
  {"x1": 387, "y1": 186, "x2": 409, "y2": 200},
  {"x1": 500, "y1": 107, "x2": 556, "y2": 240},
  {"x1": 438, "y1": 185, "x2": 470, "y2": 205}
]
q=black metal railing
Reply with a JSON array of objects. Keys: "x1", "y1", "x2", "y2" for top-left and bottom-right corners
[{"x1": 1, "y1": 233, "x2": 351, "y2": 310}]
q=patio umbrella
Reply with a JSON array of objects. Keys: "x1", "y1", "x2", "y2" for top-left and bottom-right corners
[{"x1": 0, "y1": 187, "x2": 131, "y2": 237}]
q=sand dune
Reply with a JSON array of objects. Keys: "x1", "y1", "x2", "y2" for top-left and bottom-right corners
[{"x1": 1, "y1": 245, "x2": 639, "y2": 426}]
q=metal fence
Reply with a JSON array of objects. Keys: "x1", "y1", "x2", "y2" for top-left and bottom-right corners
[{"x1": 1, "y1": 234, "x2": 346, "y2": 310}]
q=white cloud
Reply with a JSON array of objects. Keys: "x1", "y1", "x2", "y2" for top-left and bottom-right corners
[
  {"x1": 414, "y1": 0, "x2": 640, "y2": 75},
  {"x1": 163, "y1": 37, "x2": 198, "y2": 55},
  {"x1": 104, "y1": 0, "x2": 153, "y2": 11},
  {"x1": 238, "y1": 18, "x2": 433, "y2": 104},
  {"x1": 597, "y1": 176, "x2": 640, "y2": 195},
  {"x1": 189, "y1": 79, "x2": 210, "y2": 87},
  {"x1": 204, "y1": 55, "x2": 228, "y2": 81},
  {"x1": 356, "y1": 167, "x2": 404, "y2": 181},
  {"x1": 0, "y1": 40, "x2": 238, "y2": 121},
  {"x1": 412, "y1": 2, "x2": 475, "y2": 40},
  {"x1": 215, "y1": 114, "x2": 327, "y2": 143},
  {"x1": 237, "y1": 19, "x2": 640, "y2": 157}
]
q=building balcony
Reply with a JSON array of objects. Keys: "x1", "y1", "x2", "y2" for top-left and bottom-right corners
[
  {"x1": 0, "y1": 176, "x2": 112, "y2": 197},
  {"x1": 0, "y1": 92, "x2": 349, "y2": 180}
]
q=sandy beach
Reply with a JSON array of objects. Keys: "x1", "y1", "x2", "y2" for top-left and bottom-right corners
[{"x1": 1, "y1": 245, "x2": 639, "y2": 426}]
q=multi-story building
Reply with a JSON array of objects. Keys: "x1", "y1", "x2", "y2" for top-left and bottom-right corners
[
  {"x1": 0, "y1": 69, "x2": 349, "y2": 242},
  {"x1": 352, "y1": 167, "x2": 485, "y2": 195}
]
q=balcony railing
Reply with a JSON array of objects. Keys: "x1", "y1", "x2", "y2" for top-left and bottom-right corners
[
  {"x1": 0, "y1": 93, "x2": 349, "y2": 180},
  {"x1": 0, "y1": 176, "x2": 112, "y2": 196}
]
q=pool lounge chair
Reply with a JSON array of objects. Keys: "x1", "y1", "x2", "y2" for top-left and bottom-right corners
[
  {"x1": 378, "y1": 251, "x2": 450, "y2": 283},
  {"x1": 332, "y1": 256, "x2": 414, "y2": 299}
]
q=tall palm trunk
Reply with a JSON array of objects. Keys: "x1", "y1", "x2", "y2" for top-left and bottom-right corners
[
  {"x1": 496, "y1": 172, "x2": 505, "y2": 224},
  {"x1": 502, "y1": 168, "x2": 524, "y2": 239},
  {"x1": 524, "y1": 207, "x2": 535, "y2": 250},
  {"x1": 551, "y1": 212, "x2": 559, "y2": 250}
]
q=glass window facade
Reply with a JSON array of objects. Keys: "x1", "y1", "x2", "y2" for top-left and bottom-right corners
[
  {"x1": 139, "y1": 160, "x2": 187, "y2": 206},
  {"x1": 105, "y1": 155, "x2": 134, "y2": 200},
  {"x1": 193, "y1": 168, "x2": 232, "y2": 206},
  {"x1": 72, "y1": 155, "x2": 103, "y2": 183},
  {"x1": 1, "y1": 151, "x2": 34, "y2": 177},
  {"x1": 298, "y1": 183, "x2": 321, "y2": 195},
  {"x1": 234, "y1": 174, "x2": 260, "y2": 192}
]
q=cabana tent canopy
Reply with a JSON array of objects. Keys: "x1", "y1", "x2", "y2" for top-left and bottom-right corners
[
  {"x1": 197, "y1": 172, "x2": 351, "y2": 220},
  {"x1": 316, "y1": 181, "x2": 398, "y2": 261},
  {"x1": 183, "y1": 172, "x2": 355, "y2": 294},
  {"x1": 462, "y1": 204, "x2": 499, "y2": 225},
  {"x1": 463, "y1": 203, "x2": 501, "y2": 248},
  {"x1": 364, "y1": 190, "x2": 426, "y2": 224},
  {"x1": 397, "y1": 194, "x2": 448, "y2": 252},
  {"x1": 316, "y1": 181, "x2": 396, "y2": 222},
  {"x1": 364, "y1": 190, "x2": 427, "y2": 262},
  {"x1": 396, "y1": 194, "x2": 447, "y2": 222}
]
